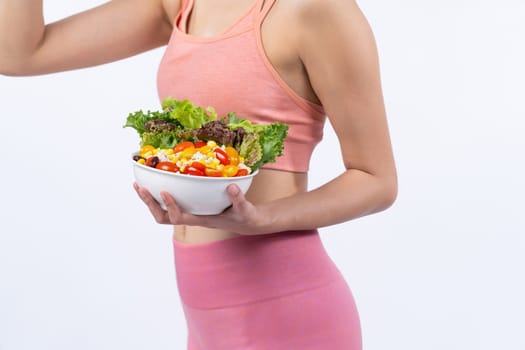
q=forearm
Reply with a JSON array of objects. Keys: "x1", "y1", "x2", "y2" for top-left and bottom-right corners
[
  {"x1": 0, "y1": 0, "x2": 45, "y2": 72},
  {"x1": 262, "y1": 169, "x2": 397, "y2": 232}
]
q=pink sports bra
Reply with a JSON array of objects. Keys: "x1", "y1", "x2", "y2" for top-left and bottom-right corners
[{"x1": 157, "y1": 0, "x2": 326, "y2": 172}]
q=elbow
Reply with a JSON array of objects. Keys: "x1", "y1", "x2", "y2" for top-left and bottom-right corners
[
  {"x1": 0, "y1": 68, "x2": 19, "y2": 76},
  {"x1": 0, "y1": 62, "x2": 32, "y2": 76},
  {"x1": 0, "y1": 54, "x2": 37, "y2": 76},
  {"x1": 0, "y1": 52, "x2": 17, "y2": 76},
  {"x1": 376, "y1": 174, "x2": 398, "y2": 213},
  {"x1": 0, "y1": 61, "x2": 22, "y2": 76},
  {"x1": 383, "y1": 181, "x2": 398, "y2": 210},
  {"x1": 383, "y1": 178, "x2": 398, "y2": 210},
  {"x1": 0, "y1": 60, "x2": 10, "y2": 76},
  {"x1": 0, "y1": 38, "x2": 43, "y2": 76}
]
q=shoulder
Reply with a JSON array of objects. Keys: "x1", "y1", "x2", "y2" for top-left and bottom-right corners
[
  {"x1": 295, "y1": 0, "x2": 363, "y2": 25},
  {"x1": 271, "y1": 0, "x2": 366, "y2": 42},
  {"x1": 293, "y1": 0, "x2": 376, "y2": 55},
  {"x1": 292, "y1": 0, "x2": 382, "y2": 101}
]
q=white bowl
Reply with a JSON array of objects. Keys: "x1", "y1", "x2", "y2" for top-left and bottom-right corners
[{"x1": 132, "y1": 158, "x2": 258, "y2": 215}]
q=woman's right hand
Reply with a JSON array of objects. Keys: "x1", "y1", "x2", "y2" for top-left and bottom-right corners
[{"x1": 0, "y1": 0, "x2": 179, "y2": 76}]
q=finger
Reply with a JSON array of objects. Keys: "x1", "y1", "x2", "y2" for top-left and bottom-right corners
[
  {"x1": 134, "y1": 184, "x2": 170, "y2": 224},
  {"x1": 161, "y1": 191, "x2": 215, "y2": 226},
  {"x1": 160, "y1": 191, "x2": 185, "y2": 224},
  {"x1": 226, "y1": 184, "x2": 252, "y2": 213}
]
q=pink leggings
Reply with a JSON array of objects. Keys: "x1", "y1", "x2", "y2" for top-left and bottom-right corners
[{"x1": 173, "y1": 230, "x2": 362, "y2": 350}]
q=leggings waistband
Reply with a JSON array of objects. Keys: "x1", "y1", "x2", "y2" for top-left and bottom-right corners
[{"x1": 173, "y1": 230, "x2": 342, "y2": 309}]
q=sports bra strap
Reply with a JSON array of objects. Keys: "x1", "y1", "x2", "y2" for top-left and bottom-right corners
[
  {"x1": 177, "y1": 0, "x2": 194, "y2": 32},
  {"x1": 255, "y1": 0, "x2": 277, "y2": 25},
  {"x1": 259, "y1": 0, "x2": 277, "y2": 15}
]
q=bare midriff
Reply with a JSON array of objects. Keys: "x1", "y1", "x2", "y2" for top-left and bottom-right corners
[{"x1": 173, "y1": 169, "x2": 307, "y2": 244}]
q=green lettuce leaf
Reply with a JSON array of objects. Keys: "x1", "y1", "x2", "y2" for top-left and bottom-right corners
[
  {"x1": 251, "y1": 122, "x2": 289, "y2": 170},
  {"x1": 124, "y1": 109, "x2": 171, "y2": 136},
  {"x1": 162, "y1": 97, "x2": 217, "y2": 129},
  {"x1": 225, "y1": 112, "x2": 289, "y2": 171},
  {"x1": 141, "y1": 131, "x2": 180, "y2": 149},
  {"x1": 238, "y1": 133, "x2": 262, "y2": 167},
  {"x1": 225, "y1": 112, "x2": 258, "y2": 133}
]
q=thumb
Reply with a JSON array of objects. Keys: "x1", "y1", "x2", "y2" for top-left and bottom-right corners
[{"x1": 226, "y1": 184, "x2": 250, "y2": 212}]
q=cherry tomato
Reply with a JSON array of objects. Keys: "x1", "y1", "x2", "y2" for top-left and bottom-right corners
[
  {"x1": 156, "y1": 161, "x2": 179, "y2": 173},
  {"x1": 190, "y1": 162, "x2": 206, "y2": 172},
  {"x1": 214, "y1": 148, "x2": 230, "y2": 165},
  {"x1": 222, "y1": 165, "x2": 239, "y2": 177},
  {"x1": 225, "y1": 146, "x2": 240, "y2": 166},
  {"x1": 205, "y1": 168, "x2": 223, "y2": 177},
  {"x1": 173, "y1": 141, "x2": 194, "y2": 153},
  {"x1": 194, "y1": 141, "x2": 206, "y2": 148},
  {"x1": 145, "y1": 156, "x2": 160, "y2": 168},
  {"x1": 183, "y1": 166, "x2": 205, "y2": 177},
  {"x1": 235, "y1": 169, "x2": 249, "y2": 177}
]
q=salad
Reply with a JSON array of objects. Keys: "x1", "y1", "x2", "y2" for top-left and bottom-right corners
[{"x1": 124, "y1": 97, "x2": 289, "y2": 177}]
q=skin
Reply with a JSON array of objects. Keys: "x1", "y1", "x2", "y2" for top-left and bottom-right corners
[{"x1": 0, "y1": 0, "x2": 397, "y2": 244}]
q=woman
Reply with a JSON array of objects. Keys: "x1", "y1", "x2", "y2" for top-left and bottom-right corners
[{"x1": 0, "y1": 0, "x2": 397, "y2": 348}]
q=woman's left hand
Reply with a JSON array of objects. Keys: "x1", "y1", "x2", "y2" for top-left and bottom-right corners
[{"x1": 133, "y1": 183, "x2": 272, "y2": 235}]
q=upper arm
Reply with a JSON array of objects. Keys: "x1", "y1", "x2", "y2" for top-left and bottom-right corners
[
  {"x1": 298, "y1": 0, "x2": 396, "y2": 179},
  {"x1": 16, "y1": 0, "x2": 179, "y2": 76}
]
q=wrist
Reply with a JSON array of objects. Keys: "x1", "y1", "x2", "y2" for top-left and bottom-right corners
[
  {"x1": 253, "y1": 201, "x2": 281, "y2": 235},
  {"x1": 255, "y1": 198, "x2": 300, "y2": 234}
]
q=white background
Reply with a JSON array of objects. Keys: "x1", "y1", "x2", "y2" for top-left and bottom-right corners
[{"x1": 1, "y1": 1, "x2": 524, "y2": 349}]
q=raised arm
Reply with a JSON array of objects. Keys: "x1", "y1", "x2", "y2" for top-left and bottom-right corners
[{"x1": 0, "y1": 0, "x2": 179, "y2": 76}]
